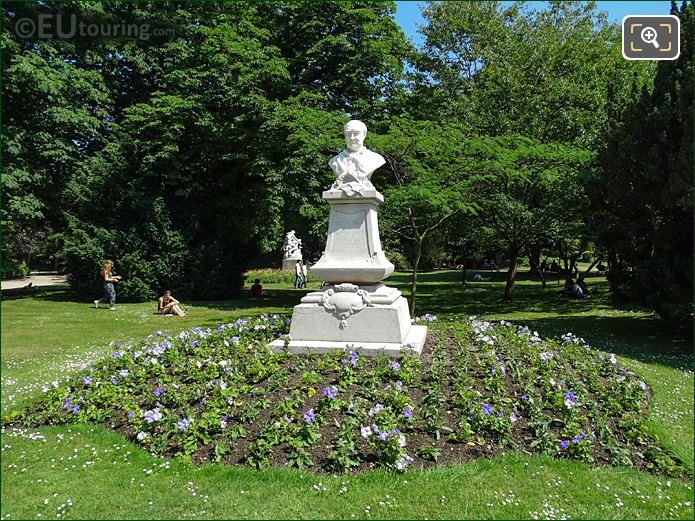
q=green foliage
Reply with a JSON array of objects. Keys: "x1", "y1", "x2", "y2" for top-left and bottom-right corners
[
  {"x1": 7, "y1": 315, "x2": 688, "y2": 479},
  {"x1": 591, "y1": 1, "x2": 693, "y2": 322}
]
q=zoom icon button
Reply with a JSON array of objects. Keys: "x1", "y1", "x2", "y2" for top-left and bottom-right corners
[{"x1": 623, "y1": 15, "x2": 680, "y2": 60}]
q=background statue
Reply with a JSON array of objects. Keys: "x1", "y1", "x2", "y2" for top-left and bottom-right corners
[{"x1": 282, "y1": 230, "x2": 302, "y2": 260}]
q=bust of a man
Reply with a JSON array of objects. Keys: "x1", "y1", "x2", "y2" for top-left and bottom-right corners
[{"x1": 329, "y1": 120, "x2": 385, "y2": 197}]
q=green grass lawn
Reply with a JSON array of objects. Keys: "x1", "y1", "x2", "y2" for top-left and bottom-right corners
[{"x1": 2, "y1": 270, "x2": 693, "y2": 519}]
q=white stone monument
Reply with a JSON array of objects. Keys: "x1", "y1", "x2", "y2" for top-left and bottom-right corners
[
  {"x1": 281, "y1": 230, "x2": 303, "y2": 271},
  {"x1": 269, "y1": 120, "x2": 427, "y2": 358}
]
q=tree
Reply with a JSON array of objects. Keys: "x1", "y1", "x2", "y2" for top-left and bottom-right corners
[
  {"x1": 375, "y1": 119, "x2": 479, "y2": 314},
  {"x1": 472, "y1": 136, "x2": 593, "y2": 300},
  {"x1": 405, "y1": 1, "x2": 653, "y2": 148},
  {"x1": 591, "y1": 1, "x2": 693, "y2": 322}
]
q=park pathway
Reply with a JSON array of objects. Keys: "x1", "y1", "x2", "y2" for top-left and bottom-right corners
[{"x1": 1, "y1": 271, "x2": 69, "y2": 290}]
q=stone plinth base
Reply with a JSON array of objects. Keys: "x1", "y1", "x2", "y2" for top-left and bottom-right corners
[
  {"x1": 268, "y1": 325, "x2": 428, "y2": 359},
  {"x1": 282, "y1": 258, "x2": 302, "y2": 271},
  {"x1": 267, "y1": 283, "x2": 427, "y2": 359}
]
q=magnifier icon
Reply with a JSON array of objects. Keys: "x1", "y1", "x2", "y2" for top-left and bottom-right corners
[{"x1": 640, "y1": 26, "x2": 660, "y2": 48}]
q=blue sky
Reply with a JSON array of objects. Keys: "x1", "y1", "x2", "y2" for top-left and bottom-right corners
[{"x1": 394, "y1": 1, "x2": 675, "y2": 46}]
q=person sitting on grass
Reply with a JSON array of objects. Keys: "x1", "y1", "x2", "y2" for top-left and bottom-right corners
[
  {"x1": 250, "y1": 278, "x2": 263, "y2": 298},
  {"x1": 158, "y1": 290, "x2": 186, "y2": 316}
]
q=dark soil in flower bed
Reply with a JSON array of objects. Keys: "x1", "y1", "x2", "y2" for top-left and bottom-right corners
[{"x1": 4, "y1": 316, "x2": 689, "y2": 478}]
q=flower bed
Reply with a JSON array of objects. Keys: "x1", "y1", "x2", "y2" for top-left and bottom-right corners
[{"x1": 4, "y1": 316, "x2": 687, "y2": 477}]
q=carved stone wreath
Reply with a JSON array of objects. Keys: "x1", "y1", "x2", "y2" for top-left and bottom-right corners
[{"x1": 320, "y1": 283, "x2": 372, "y2": 329}]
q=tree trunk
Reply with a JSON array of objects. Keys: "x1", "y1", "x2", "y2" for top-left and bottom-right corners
[
  {"x1": 528, "y1": 243, "x2": 541, "y2": 276},
  {"x1": 529, "y1": 250, "x2": 546, "y2": 290},
  {"x1": 503, "y1": 247, "x2": 519, "y2": 301},
  {"x1": 410, "y1": 238, "x2": 422, "y2": 316}
]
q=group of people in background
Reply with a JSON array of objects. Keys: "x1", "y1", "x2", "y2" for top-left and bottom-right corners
[
  {"x1": 93, "y1": 260, "x2": 186, "y2": 316},
  {"x1": 294, "y1": 260, "x2": 308, "y2": 289}
]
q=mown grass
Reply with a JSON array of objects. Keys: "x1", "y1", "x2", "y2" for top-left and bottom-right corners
[{"x1": 1, "y1": 270, "x2": 693, "y2": 519}]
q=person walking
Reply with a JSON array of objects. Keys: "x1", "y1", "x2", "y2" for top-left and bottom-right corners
[
  {"x1": 294, "y1": 260, "x2": 303, "y2": 288},
  {"x1": 301, "y1": 262, "x2": 308, "y2": 288},
  {"x1": 93, "y1": 260, "x2": 121, "y2": 310}
]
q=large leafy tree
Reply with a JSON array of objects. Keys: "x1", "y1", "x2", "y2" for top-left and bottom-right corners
[
  {"x1": 404, "y1": 1, "x2": 653, "y2": 148},
  {"x1": 2, "y1": 1, "x2": 408, "y2": 298},
  {"x1": 591, "y1": 1, "x2": 693, "y2": 322}
]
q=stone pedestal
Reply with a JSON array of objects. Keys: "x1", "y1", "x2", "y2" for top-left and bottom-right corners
[
  {"x1": 268, "y1": 188, "x2": 427, "y2": 359},
  {"x1": 282, "y1": 258, "x2": 302, "y2": 271}
]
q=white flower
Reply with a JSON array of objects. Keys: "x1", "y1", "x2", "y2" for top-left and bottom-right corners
[
  {"x1": 220, "y1": 420, "x2": 227, "y2": 429},
  {"x1": 360, "y1": 426, "x2": 371, "y2": 439},
  {"x1": 136, "y1": 431, "x2": 147, "y2": 440}
]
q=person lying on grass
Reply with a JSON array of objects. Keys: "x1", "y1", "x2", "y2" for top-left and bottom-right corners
[{"x1": 158, "y1": 290, "x2": 186, "y2": 316}]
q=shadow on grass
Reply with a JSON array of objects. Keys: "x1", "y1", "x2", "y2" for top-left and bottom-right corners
[{"x1": 3, "y1": 271, "x2": 690, "y2": 370}]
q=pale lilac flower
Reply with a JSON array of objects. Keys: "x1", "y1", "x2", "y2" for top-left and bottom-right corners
[
  {"x1": 390, "y1": 361, "x2": 401, "y2": 371},
  {"x1": 368, "y1": 404, "x2": 384, "y2": 416},
  {"x1": 118, "y1": 370, "x2": 129, "y2": 378},
  {"x1": 177, "y1": 418, "x2": 191, "y2": 431},
  {"x1": 110, "y1": 376, "x2": 117, "y2": 385},
  {"x1": 402, "y1": 407, "x2": 413, "y2": 419},
  {"x1": 563, "y1": 391, "x2": 578, "y2": 408},
  {"x1": 540, "y1": 352, "x2": 553, "y2": 362},
  {"x1": 227, "y1": 396, "x2": 234, "y2": 406},
  {"x1": 282, "y1": 414, "x2": 292, "y2": 424},
  {"x1": 136, "y1": 431, "x2": 147, "y2": 441},
  {"x1": 83, "y1": 376, "x2": 92, "y2": 385},
  {"x1": 52, "y1": 381, "x2": 59, "y2": 388},
  {"x1": 322, "y1": 387, "x2": 338, "y2": 399},
  {"x1": 144, "y1": 410, "x2": 162, "y2": 423},
  {"x1": 395, "y1": 381, "x2": 403, "y2": 391},
  {"x1": 509, "y1": 412, "x2": 517, "y2": 423},
  {"x1": 153, "y1": 387, "x2": 164, "y2": 397}
]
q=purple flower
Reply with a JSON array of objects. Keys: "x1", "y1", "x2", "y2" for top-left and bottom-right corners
[
  {"x1": 127, "y1": 411, "x2": 134, "y2": 419},
  {"x1": 572, "y1": 431, "x2": 585, "y2": 444},
  {"x1": 303, "y1": 409, "x2": 315, "y2": 424},
  {"x1": 482, "y1": 403, "x2": 493, "y2": 415},
  {"x1": 144, "y1": 410, "x2": 162, "y2": 423},
  {"x1": 520, "y1": 395, "x2": 528, "y2": 401},
  {"x1": 177, "y1": 418, "x2": 191, "y2": 431},
  {"x1": 283, "y1": 414, "x2": 292, "y2": 424},
  {"x1": 112, "y1": 352, "x2": 121, "y2": 359},
  {"x1": 190, "y1": 340, "x2": 201, "y2": 348},
  {"x1": 390, "y1": 361, "x2": 401, "y2": 371},
  {"x1": 598, "y1": 353, "x2": 605, "y2": 360},
  {"x1": 153, "y1": 387, "x2": 164, "y2": 397},
  {"x1": 402, "y1": 407, "x2": 413, "y2": 419},
  {"x1": 341, "y1": 351, "x2": 358, "y2": 368},
  {"x1": 540, "y1": 352, "x2": 553, "y2": 362},
  {"x1": 62, "y1": 397, "x2": 71, "y2": 409},
  {"x1": 371, "y1": 423, "x2": 380, "y2": 435},
  {"x1": 70, "y1": 405, "x2": 80, "y2": 414},
  {"x1": 83, "y1": 376, "x2": 92, "y2": 385},
  {"x1": 227, "y1": 396, "x2": 234, "y2": 406},
  {"x1": 563, "y1": 391, "x2": 578, "y2": 408},
  {"x1": 559, "y1": 440, "x2": 569, "y2": 449},
  {"x1": 110, "y1": 376, "x2": 117, "y2": 385},
  {"x1": 395, "y1": 381, "x2": 403, "y2": 391},
  {"x1": 322, "y1": 387, "x2": 338, "y2": 399},
  {"x1": 368, "y1": 404, "x2": 384, "y2": 416},
  {"x1": 496, "y1": 411, "x2": 504, "y2": 418}
]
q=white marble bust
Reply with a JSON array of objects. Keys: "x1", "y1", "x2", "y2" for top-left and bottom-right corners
[{"x1": 329, "y1": 120, "x2": 385, "y2": 197}]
